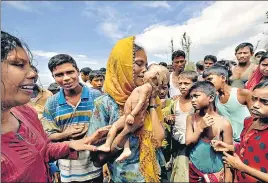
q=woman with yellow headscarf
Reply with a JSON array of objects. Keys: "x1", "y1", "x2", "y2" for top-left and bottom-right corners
[{"x1": 87, "y1": 36, "x2": 165, "y2": 182}]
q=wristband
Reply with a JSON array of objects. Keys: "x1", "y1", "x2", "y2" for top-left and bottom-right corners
[
  {"x1": 129, "y1": 113, "x2": 135, "y2": 118},
  {"x1": 114, "y1": 144, "x2": 123, "y2": 151},
  {"x1": 148, "y1": 104, "x2": 158, "y2": 109}
]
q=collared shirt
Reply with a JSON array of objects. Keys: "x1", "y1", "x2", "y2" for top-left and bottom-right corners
[
  {"x1": 235, "y1": 117, "x2": 268, "y2": 182},
  {"x1": 87, "y1": 94, "x2": 165, "y2": 182},
  {"x1": 41, "y1": 84, "x2": 101, "y2": 182}
]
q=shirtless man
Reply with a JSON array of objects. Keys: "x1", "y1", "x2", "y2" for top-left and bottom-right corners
[
  {"x1": 231, "y1": 42, "x2": 256, "y2": 88},
  {"x1": 203, "y1": 64, "x2": 251, "y2": 142},
  {"x1": 169, "y1": 50, "x2": 186, "y2": 99},
  {"x1": 97, "y1": 65, "x2": 169, "y2": 162},
  {"x1": 185, "y1": 81, "x2": 233, "y2": 182}
]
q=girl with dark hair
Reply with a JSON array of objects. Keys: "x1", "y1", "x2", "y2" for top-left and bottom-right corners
[{"x1": 1, "y1": 31, "x2": 109, "y2": 182}]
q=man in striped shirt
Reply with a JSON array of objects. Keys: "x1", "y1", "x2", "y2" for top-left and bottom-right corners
[{"x1": 41, "y1": 54, "x2": 102, "y2": 182}]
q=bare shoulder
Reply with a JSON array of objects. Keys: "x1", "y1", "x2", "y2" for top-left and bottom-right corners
[
  {"x1": 139, "y1": 83, "x2": 153, "y2": 92},
  {"x1": 221, "y1": 116, "x2": 232, "y2": 130},
  {"x1": 238, "y1": 88, "x2": 252, "y2": 98},
  {"x1": 186, "y1": 113, "x2": 193, "y2": 123}
]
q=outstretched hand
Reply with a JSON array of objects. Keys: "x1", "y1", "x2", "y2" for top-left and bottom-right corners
[
  {"x1": 211, "y1": 140, "x2": 234, "y2": 152},
  {"x1": 68, "y1": 125, "x2": 111, "y2": 151},
  {"x1": 222, "y1": 152, "x2": 244, "y2": 170}
]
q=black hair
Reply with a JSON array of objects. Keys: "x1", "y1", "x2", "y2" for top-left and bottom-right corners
[
  {"x1": 255, "y1": 51, "x2": 266, "y2": 58},
  {"x1": 203, "y1": 65, "x2": 230, "y2": 84},
  {"x1": 172, "y1": 50, "x2": 186, "y2": 61},
  {"x1": 214, "y1": 60, "x2": 233, "y2": 78},
  {"x1": 259, "y1": 52, "x2": 268, "y2": 65},
  {"x1": 89, "y1": 70, "x2": 105, "y2": 82},
  {"x1": 196, "y1": 61, "x2": 204, "y2": 71},
  {"x1": 204, "y1": 55, "x2": 217, "y2": 63},
  {"x1": 99, "y1": 67, "x2": 106, "y2": 73},
  {"x1": 235, "y1": 42, "x2": 254, "y2": 54},
  {"x1": 179, "y1": 70, "x2": 198, "y2": 83},
  {"x1": 189, "y1": 81, "x2": 217, "y2": 101},
  {"x1": 159, "y1": 62, "x2": 168, "y2": 67},
  {"x1": 47, "y1": 82, "x2": 60, "y2": 95},
  {"x1": 1, "y1": 31, "x2": 33, "y2": 63},
  {"x1": 134, "y1": 43, "x2": 144, "y2": 53},
  {"x1": 80, "y1": 67, "x2": 92, "y2": 75},
  {"x1": 253, "y1": 80, "x2": 268, "y2": 91},
  {"x1": 48, "y1": 54, "x2": 78, "y2": 73}
]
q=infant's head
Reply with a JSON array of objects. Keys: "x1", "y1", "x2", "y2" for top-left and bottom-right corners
[{"x1": 144, "y1": 64, "x2": 170, "y2": 88}]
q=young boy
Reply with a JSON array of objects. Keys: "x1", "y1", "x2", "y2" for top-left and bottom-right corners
[
  {"x1": 97, "y1": 65, "x2": 169, "y2": 162},
  {"x1": 203, "y1": 64, "x2": 251, "y2": 142},
  {"x1": 212, "y1": 80, "x2": 268, "y2": 182},
  {"x1": 170, "y1": 71, "x2": 197, "y2": 182},
  {"x1": 89, "y1": 70, "x2": 105, "y2": 93},
  {"x1": 80, "y1": 67, "x2": 92, "y2": 87},
  {"x1": 186, "y1": 81, "x2": 233, "y2": 182}
]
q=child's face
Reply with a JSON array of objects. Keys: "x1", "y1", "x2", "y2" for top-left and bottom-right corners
[
  {"x1": 251, "y1": 88, "x2": 268, "y2": 120},
  {"x1": 91, "y1": 76, "x2": 104, "y2": 90},
  {"x1": 190, "y1": 90, "x2": 211, "y2": 111},
  {"x1": 178, "y1": 77, "x2": 193, "y2": 96},
  {"x1": 159, "y1": 83, "x2": 169, "y2": 99},
  {"x1": 260, "y1": 58, "x2": 268, "y2": 77},
  {"x1": 80, "y1": 72, "x2": 89, "y2": 82},
  {"x1": 204, "y1": 74, "x2": 224, "y2": 91}
]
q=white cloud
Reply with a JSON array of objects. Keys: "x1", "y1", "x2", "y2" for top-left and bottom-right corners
[
  {"x1": 136, "y1": 1, "x2": 268, "y2": 62},
  {"x1": 32, "y1": 50, "x2": 104, "y2": 88},
  {"x1": 4, "y1": 1, "x2": 33, "y2": 12},
  {"x1": 32, "y1": 50, "x2": 59, "y2": 58},
  {"x1": 3, "y1": 1, "x2": 62, "y2": 13},
  {"x1": 33, "y1": 50, "x2": 99, "y2": 66},
  {"x1": 138, "y1": 1, "x2": 171, "y2": 9},
  {"x1": 82, "y1": 3, "x2": 130, "y2": 41}
]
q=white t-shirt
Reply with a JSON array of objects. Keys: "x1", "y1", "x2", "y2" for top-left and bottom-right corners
[{"x1": 169, "y1": 72, "x2": 181, "y2": 98}]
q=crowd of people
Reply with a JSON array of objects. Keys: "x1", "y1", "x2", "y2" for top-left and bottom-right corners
[{"x1": 1, "y1": 30, "x2": 268, "y2": 183}]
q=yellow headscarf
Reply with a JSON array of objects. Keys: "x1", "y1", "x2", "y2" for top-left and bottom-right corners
[
  {"x1": 104, "y1": 36, "x2": 135, "y2": 105},
  {"x1": 104, "y1": 36, "x2": 161, "y2": 182}
]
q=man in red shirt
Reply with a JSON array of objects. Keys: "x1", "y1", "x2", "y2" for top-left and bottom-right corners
[{"x1": 212, "y1": 80, "x2": 268, "y2": 182}]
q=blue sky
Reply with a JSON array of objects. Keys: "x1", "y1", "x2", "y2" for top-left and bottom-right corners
[{"x1": 2, "y1": 1, "x2": 267, "y2": 87}]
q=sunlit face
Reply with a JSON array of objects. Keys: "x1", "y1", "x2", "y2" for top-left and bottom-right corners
[
  {"x1": 91, "y1": 76, "x2": 104, "y2": 91},
  {"x1": 190, "y1": 90, "x2": 211, "y2": 111},
  {"x1": 159, "y1": 84, "x2": 169, "y2": 99},
  {"x1": 1, "y1": 47, "x2": 37, "y2": 109},
  {"x1": 251, "y1": 88, "x2": 268, "y2": 120},
  {"x1": 260, "y1": 58, "x2": 268, "y2": 77},
  {"x1": 80, "y1": 72, "x2": 89, "y2": 82},
  {"x1": 178, "y1": 77, "x2": 193, "y2": 96},
  {"x1": 52, "y1": 63, "x2": 80, "y2": 90},
  {"x1": 205, "y1": 74, "x2": 225, "y2": 91},
  {"x1": 133, "y1": 49, "x2": 148, "y2": 86},
  {"x1": 172, "y1": 56, "x2": 186, "y2": 74},
  {"x1": 204, "y1": 59, "x2": 215, "y2": 69},
  {"x1": 235, "y1": 47, "x2": 253, "y2": 64}
]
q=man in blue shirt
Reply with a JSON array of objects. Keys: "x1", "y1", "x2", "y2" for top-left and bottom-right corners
[{"x1": 41, "y1": 54, "x2": 102, "y2": 183}]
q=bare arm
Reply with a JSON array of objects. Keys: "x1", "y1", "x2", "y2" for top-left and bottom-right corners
[
  {"x1": 49, "y1": 125, "x2": 85, "y2": 141},
  {"x1": 185, "y1": 115, "x2": 202, "y2": 145},
  {"x1": 238, "y1": 88, "x2": 252, "y2": 109},
  {"x1": 222, "y1": 120, "x2": 234, "y2": 182},
  {"x1": 223, "y1": 151, "x2": 268, "y2": 182},
  {"x1": 129, "y1": 85, "x2": 152, "y2": 117},
  {"x1": 150, "y1": 97, "x2": 165, "y2": 147},
  {"x1": 49, "y1": 132, "x2": 70, "y2": 141},
  {"x1": 241, "y1": 164, "x2": 268, "y2": 182}
]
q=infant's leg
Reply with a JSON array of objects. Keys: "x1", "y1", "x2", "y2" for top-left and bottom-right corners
[
  {"x1": 97, "y1": 115, "x2": 126, "y2": 152},
  {"x1": 115, "y1": 139, "x2": 132, "y2": 162}
]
